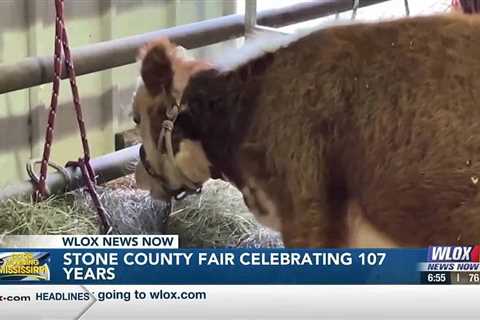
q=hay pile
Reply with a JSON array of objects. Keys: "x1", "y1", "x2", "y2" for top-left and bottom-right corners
[
  {"x1": 0, "y1": 178, "x2": 283, "y2": 248},
  {"x1": 0, "y1": 195, "x2": 96, "y2": 235},
  {"x1": 167, "y1": 180, "x2": 283, "y2": 248}
]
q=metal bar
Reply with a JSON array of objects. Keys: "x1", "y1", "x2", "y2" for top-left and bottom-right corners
[
  {"x1": 0, "y1": 144, "x2": 139, "y2": 201},
  {"x1": 245, "y1": 0, "x2": 257, "y2": 35},
  {"x1": 404, "y1": 0, "x2": 410, "y2": 16},
  {"x1": 0, "y1": 0, "x2": 388, "y2": 94},
  {"x1": 352, "y1": 0, "x2": 360, "y2": 20},
  {"x1": 252, "y1": 25, "x2": 292, "y2": 36}
]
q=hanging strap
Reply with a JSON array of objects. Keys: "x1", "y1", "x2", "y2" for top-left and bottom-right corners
[{"x1": 32, "y1": 0, "x2": 111, "y2": 234}]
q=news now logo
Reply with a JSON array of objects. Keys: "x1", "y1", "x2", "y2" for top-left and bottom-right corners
[
  {"x1": 427, "y1": 246, "x2": 480, "y2": 262},
  {"x1": 418, "y1": 246, "x2": 480, "y2": 272},
  {"x1": 0, "y1": 252, "x2": 50, "y2": 281}
]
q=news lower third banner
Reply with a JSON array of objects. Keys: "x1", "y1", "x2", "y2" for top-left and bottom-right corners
[{"x1": 0, "y1": 235, "x2": 479, "y2": 285}]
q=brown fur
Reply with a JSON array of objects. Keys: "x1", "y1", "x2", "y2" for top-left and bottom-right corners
[
  {"x1": 139, "y1": 38, "x2": 175, "y2": 96},
  {"x1": 134, "y1": 14, "x2": 480, "y2": 247}
]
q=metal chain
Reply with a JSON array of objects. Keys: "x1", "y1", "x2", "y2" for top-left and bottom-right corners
[{"x1": 33, "y1": 0, "x2": 111, "y2": 234}]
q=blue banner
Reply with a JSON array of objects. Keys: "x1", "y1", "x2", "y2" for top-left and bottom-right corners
[{"x1": 0, "y1": 248, "x2": 433, "y2": 285}]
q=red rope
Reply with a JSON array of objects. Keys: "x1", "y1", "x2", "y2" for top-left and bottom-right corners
[
  {"x1": 33, "y1": 0, "x2": 111, "y2": 234},
  {"x1": 77, "y1": 158, "x2": 111, "y2": 232},
  {"x1": 34, "y1": 0, "x2": 64, "y2": 199},
  {"x1": 61, "y1": 29, "x2": 96, "y2": 183}
]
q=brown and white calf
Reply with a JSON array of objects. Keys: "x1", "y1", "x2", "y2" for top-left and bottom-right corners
[{"x1": 132, "y1": 13, "x2": 480, "y2": 248}]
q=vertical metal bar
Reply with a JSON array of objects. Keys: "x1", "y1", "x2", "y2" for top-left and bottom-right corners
[
  {"x1": 245, "y1": 0, "x2": 257, "y2": 36},
  {"x1": 404, "y1": 0, "x2": 410, "y2": 16},
  {"x1": 351, "y1": 0, "x2": 360, "y2": 20}
]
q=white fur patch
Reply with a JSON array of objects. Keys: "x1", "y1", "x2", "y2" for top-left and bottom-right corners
[
  {"x1": 175, "y1": 46, "x2": 194, "y2": 61},
  {"x1": 345, "y1": 200, "x2": 398, "y2": 248},
  {"x1": 241, "y1": 179, "x2": 281, "y2": 231},
  {"x1": 174, "y1": 140, "x2": 212, "y2": 183}
]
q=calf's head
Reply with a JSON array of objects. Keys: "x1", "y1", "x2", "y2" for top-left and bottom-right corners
[{"x1": 132, "y1": 38, "x2": 213, "y2": 200}]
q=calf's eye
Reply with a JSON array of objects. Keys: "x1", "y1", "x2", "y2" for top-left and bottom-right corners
[{"x1": 133, "y1": 113, "x2": 141, "y2": 125}]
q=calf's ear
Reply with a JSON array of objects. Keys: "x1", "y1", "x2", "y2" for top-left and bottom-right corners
[{"x1": 139, "y1": 38, "x2": 175, "y2": 97}]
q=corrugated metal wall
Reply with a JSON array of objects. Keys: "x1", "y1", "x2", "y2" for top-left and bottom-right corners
[{"x1": 0, "y1": 0, "x2": 236, "y2": 186}]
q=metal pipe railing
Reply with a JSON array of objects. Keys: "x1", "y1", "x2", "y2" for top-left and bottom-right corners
[
  {"x1": 0, "y1": 0, "x2": 390, "y2": 201},
  {"x1": 0, "y1": 0, "x2": 388, "y2": 95},
  {"x1": 0, "y1": 144, "x2": 139, "y2": 201}
]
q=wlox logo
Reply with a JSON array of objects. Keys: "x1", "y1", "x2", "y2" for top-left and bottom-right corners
[{"x1": 427, "y1": 245, "x2": 480, "y2": 262}]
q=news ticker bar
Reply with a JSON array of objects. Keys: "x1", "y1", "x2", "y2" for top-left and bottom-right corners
[
  {"x1": 0, "y1": 237, "x2": 478, "y2": 285},
  {"x1": 0, "y1": 249, "x2": 478, "y2": 285},
  {"x1": 1, "y1": 285, "x2": 479, "y2": 319}
]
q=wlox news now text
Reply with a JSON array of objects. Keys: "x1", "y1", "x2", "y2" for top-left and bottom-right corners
[
  {"x1": 61, "y1": 235, "x2": 178, "y2": 248},
  {"x1": 418, "y1": 246, "x2": 480, "y2": 272}
]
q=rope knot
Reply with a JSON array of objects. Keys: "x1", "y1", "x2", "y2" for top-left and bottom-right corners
[
  {"x1": 162, "y1": 120, "x2": 174, "y2": 131},
  {"x1": 166, "y1": 104, "x2": 179, "y2": 120}
]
